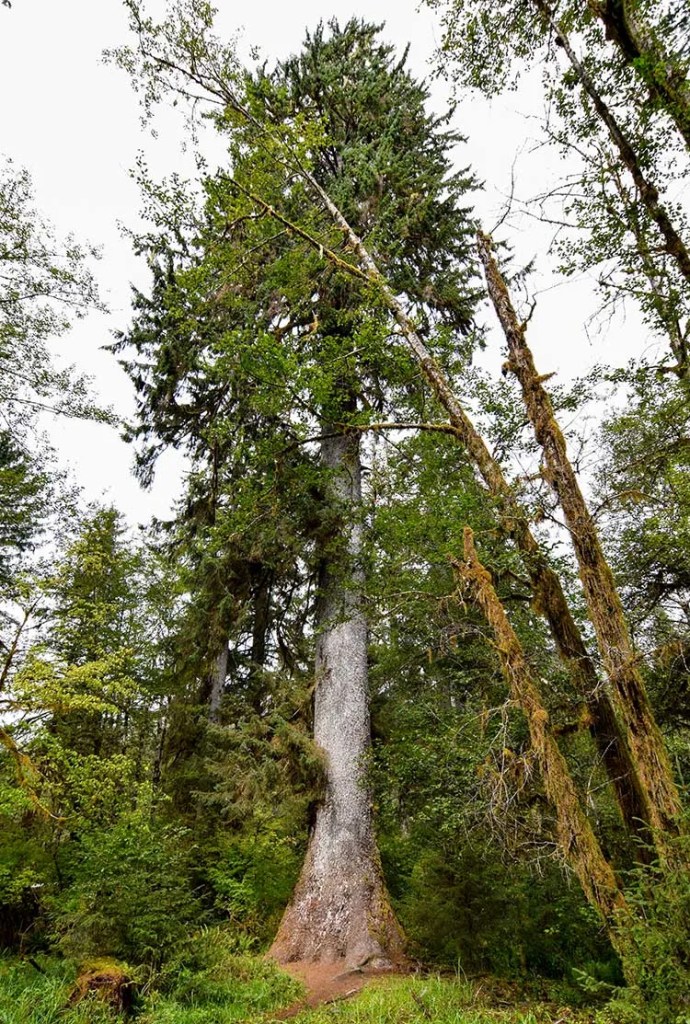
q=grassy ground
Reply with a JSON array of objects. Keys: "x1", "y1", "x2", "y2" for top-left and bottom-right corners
[
  {"x1": 0, "y1": 952, "x2": 301, "y2": 1024},
  {"x1": 0, "y1": 954, "x2": 597, "y2": 1024},
  {"x1": 294, "y1": 975, "x2": 594, "y2": 1024}
]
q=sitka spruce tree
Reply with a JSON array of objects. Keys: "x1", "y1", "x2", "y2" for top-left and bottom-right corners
[
  {"x1": 263, "y1": 23, "x2": 476, "y2": 967},
  {"x1": 112, "y1": 9, "x2": 478, "y2": 965}
]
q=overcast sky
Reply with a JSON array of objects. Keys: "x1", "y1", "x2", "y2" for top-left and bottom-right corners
[{"x1": 0, "y1": 0, "x2": 655, "y2": 525}]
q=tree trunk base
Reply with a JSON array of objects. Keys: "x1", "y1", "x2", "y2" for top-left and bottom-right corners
[{"x1": 269, "y1": 841, "x2": 405, "y2": 968}]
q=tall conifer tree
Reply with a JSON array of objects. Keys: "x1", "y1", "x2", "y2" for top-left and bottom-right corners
[{"x1": 114, "y1": 15, "x2": 478, "y2": 964}]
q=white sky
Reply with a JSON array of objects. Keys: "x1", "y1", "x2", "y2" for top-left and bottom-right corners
[{"x1": 0, "y1": 0, "x2": 658, "y2": 526}]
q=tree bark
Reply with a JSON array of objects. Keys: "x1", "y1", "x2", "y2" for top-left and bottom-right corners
[
  {"x1": 454, "y1": 528, "x2": 628, "y2": 948},
  {"x1": 247, "y1": 569, "x2": 271, "y2": 711},
  {"x1": 477, "y1": 230, "x2": 683, "y2": 853},
  {"x1": 270, "y1": 429, "x2": 404, "y2": 967},
  {"x1": 207, "y1": 644, "x2": 228, "y2": 723}
]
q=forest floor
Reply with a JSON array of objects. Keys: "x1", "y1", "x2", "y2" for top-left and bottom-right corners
[
  {"x1": 0, "y1": 952, "x2": 601, "y2": 1024},
  {"x1": 264, "y1": 961, "x2": 601, "y2": 1024},
  {"x1": 275, "y1": 960, "x2": 383, "y2": 1014},
  {"x1": 277, "y1": 972, "x2": 598, "y2": 1024}
]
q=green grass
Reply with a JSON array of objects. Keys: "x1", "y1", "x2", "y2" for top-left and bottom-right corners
[
  {"x1": 0, "y1": 946, "x2": 302, "y2": 1024},
  {"x1": 0, "y1": 956, "x2": 114, "y2": 1024},
  {"x1": 287, "y1": 975, "x2": 595, "y2": 1024},
  {"x1": 0, "y1": 954, "x2": 598, "y2": 1024},
  {"x1": 141, "y1": 952, "x2": 302, "y2": 1024}
]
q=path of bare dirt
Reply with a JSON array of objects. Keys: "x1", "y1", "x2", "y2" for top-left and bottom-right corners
[{"x1": 270, "y1": 960, "x2": 401, "y2": 1019}]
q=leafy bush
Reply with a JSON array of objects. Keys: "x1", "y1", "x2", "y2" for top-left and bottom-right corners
[
  {"x1": 50, "y1": 807, "x2": 202, "y2": 965},
  {"x1": 383, "y1": 834, "x2": 618, "y2": 983},
  {"x1": 606, "y1": 835, "x2": 690, "y2": 1024},
  {"x1": 201, "y1": 831, "x2": 302, "y2": 945},
  {"x1": 0, "y1": 768, "x2": 56, "y2": 950}
]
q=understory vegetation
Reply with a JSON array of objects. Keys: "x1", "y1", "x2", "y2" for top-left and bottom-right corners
[{"x1": 0, "y1": 958, "x2": 614, "y2": 1024}]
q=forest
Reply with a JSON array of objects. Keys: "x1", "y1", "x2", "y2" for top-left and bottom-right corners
[{"x1": 1, "y1": 1, "x2": 690, "y2": 1022}]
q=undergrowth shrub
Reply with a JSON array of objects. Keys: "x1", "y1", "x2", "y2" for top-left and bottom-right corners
[
  {"x1": 383, "y1": 835, "x2": 619, "y2": 982},
  {"x1": 142, "y1": 926, "x2": 302, "y2": 1023},
  {"x1": 50, "y1": 808, "x2": 201, "y2": 965},
  {"x1": 602, "y1": 832, "x2": 690, "y2": 1024},
  {"x1": 202, "y1": 831, "x2": 301, "y2": 945}
]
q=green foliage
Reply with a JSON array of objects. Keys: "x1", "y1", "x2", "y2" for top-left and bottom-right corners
[
  {"x1": 595, "y1": 369, "x2": 690, "y2": 738},
  {"x1": 362, "y1": 425, "x2": 621, "y2": 981},
  {"x1": 597, "y1": 370, "x2": 690, "y2": 622},
  {"x1": 0, "y1": 157, "x2": 107, "y2": 438},
  {"x1": 199, "y1": 831, "x2": 303, "y2": 945},
  {"x1": 50, "y1": 803, "x2": 201, "y2": 965},
  {"x1": 608, "y1": 833, "x2": 690, "y2": 1024},
  {"x1": 379, "y1": 830, "x2": 618, "y2": 982},
  {"x1": 3, "y1": 4, "x2": 689, "y2": 1009},
  {"x1": 429, "y1": 0, "x2": 690, "y2": 374},
  {"x1": 0, "y1": 432, "x2": 50, "y2": 592}
]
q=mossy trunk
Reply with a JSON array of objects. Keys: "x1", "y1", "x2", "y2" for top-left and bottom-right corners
[
  {"x1": 524, "y1": 538, "x2": 651, "y2": 854},
  {"x1": 455, "y1": 528, "x2": 628, "y2": 947},
  {"x1": 270, "y1": 429, "x2": 404, "y2": 967},
  {"x1": 478, "y1": 230, "x2": 682, "y2": 856}
]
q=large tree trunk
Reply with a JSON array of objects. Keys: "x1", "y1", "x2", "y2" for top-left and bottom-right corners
[
  {"x1": 478, "y1": 230, "x2": 683, "y2": 856},
  {"x1": 294, "y1": 184, "x2": 651, "y2": 843},
  {"x1": 270, "y1": 429, "x2": 404, "y2": 967}
]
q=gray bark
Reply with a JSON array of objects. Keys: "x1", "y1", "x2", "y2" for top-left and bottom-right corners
[
  {"x1": 208, "y1": 644, "x2": 228, "y2": 723},
  {"x1": 270, "y1": 429, "x2": 404, "y2": 966}
]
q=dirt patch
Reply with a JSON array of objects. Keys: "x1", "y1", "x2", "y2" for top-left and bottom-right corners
[{"x1": 271, "y1": 959, "x2": 400, "y2": 1019}]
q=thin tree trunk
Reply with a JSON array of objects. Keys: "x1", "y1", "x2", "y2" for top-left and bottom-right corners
[
  {"x1": 586, "y1": 0, "x2": 690, "y2": 153},
  {"x1": 270, "y1": 429, "x2": 404, "y2": 967},
  {"x1": 0, "y1": 601, "x2": 37, "y2": 693},
  {"x1": 152, "y1": 711, "x2": 168, "y2": 788},
  {"x1": 531, "y1": 0, "x2": 690, "y2": 286},
  {"x1": 455, "y1": 528, "x2": 627, "y2": 946},
  {"x1": 477, "y1": 230, "x2": 682, "y2": 852},
  {"x1": 248, "y1": 570, "x2": 271, "y2": 710}
]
